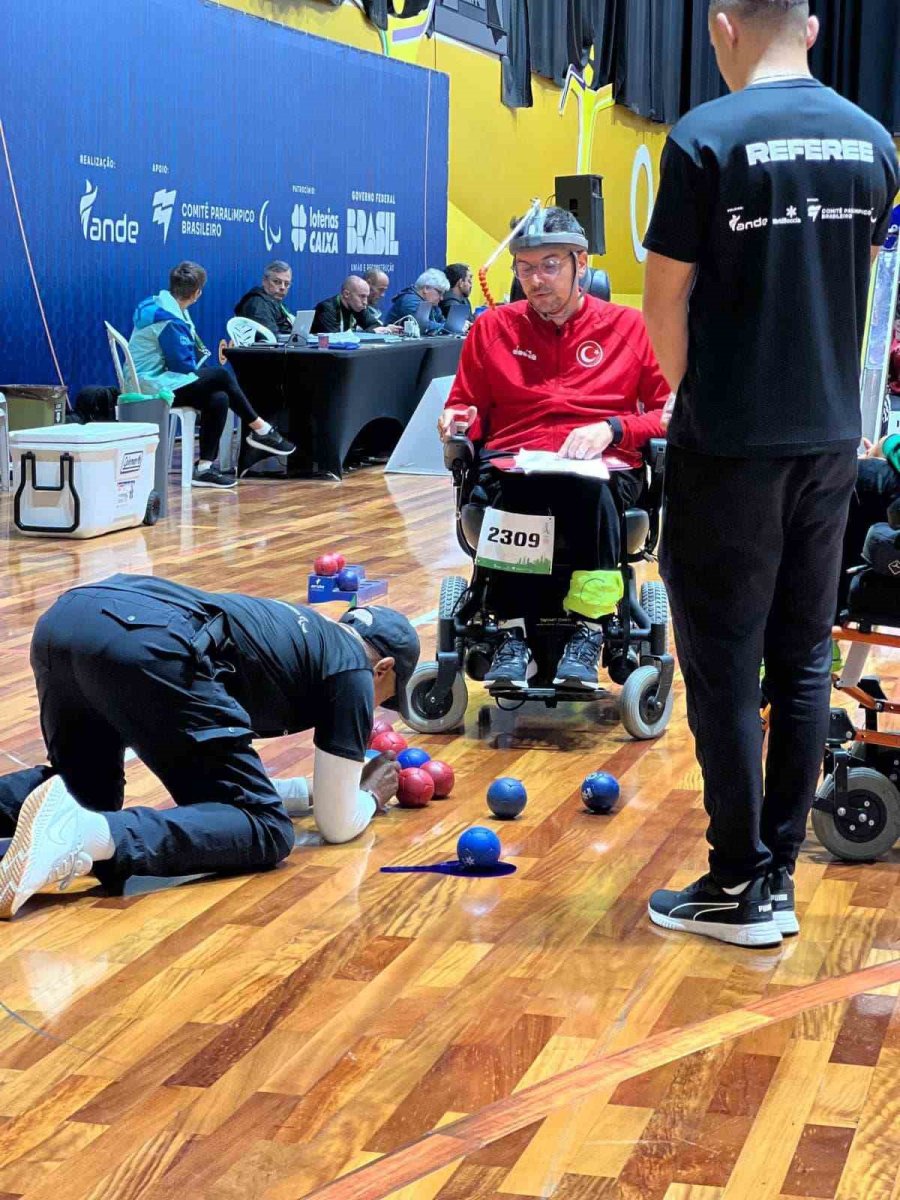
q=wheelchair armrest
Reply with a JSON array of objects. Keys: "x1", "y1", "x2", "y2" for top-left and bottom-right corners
[
  {"x1": 443, "y1": 435, "x2": 475, "y2": 476},
  {"x1": 643, "y1": 438, "x2": 666, "y2": 478}
]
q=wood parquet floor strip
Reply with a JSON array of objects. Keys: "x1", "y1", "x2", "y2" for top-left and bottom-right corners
[{"x1": 0, "y1": 471, "x2": 899, "y2": 1200}]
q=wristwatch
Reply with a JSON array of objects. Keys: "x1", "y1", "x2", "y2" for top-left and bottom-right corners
[{"x1": 606, "y1": 417, "x2": 624, "y2": 446}]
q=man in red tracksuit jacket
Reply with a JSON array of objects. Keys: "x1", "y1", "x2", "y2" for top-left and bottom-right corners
[{"x1": 438, "y1": 207, "x2": 670, "y2": 690}]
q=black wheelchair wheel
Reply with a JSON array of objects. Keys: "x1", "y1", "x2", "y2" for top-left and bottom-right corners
[
  {"x1": 439, "y1": 575, "x2": 468, "y2": 619},
  {"x1": 640, "y1": 580, "x2": 669, "y2": 655},
  {"x1": 812, "y1": 768, "x2": 900, "y2": 861},
  {"x1": 438, "y1": 576, "x2": 468, "y2": 655}
]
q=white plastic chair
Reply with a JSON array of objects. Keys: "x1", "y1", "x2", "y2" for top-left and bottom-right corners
[
  {"x1": 104, "y1": 321, "x2": 198, "y2": 489},
  {"x1": 0, "y1": 392, "x2": 9, "y2": 494},
  {"x1": 226, "y1": 316, "x2": 277, "y2": 346}
]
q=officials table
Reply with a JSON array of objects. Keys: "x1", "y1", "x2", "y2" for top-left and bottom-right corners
[{"x1": 224, "y1": 339, "x2": 462, "y2": 479}]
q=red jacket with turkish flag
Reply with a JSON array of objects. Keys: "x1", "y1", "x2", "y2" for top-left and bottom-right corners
[{"x1": 445, "y1": 295, "x2": 670, "y2": 469}]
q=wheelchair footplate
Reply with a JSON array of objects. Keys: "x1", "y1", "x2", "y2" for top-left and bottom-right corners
[{"x1": 486, "y1": 681, "x2": 613, "y2": 708}]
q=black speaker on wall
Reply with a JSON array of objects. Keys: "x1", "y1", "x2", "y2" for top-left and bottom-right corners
[{"x1": 555, "y1": 174, "x2": 606, "y2": 256}]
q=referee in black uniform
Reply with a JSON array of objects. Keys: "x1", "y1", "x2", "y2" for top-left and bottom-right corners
[
  {"x1": 0, "y1": 574, "x2": 419, "y2": 918},
  {"x1": 643, "y1": 0, "x2": 900, "y2": 946}
]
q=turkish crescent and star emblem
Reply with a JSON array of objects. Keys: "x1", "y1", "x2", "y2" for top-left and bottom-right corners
[{"x1": 576, "y1": 341, "x2": 604, "y2": 368}]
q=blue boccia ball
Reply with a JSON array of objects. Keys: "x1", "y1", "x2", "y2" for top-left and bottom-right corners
[
  {"x1": 397, "y1": 747, "x2": 431, "y2": 770},
  {"x1": 487, "y1": 777, "x2": 528, "y2": 820},
  {"x1": 581, "y1": 771, "x2": 620, "y2": 814},
  {"x1": 457, "y1": 826, "x2": 503, "y2": 870},
  {"x1": 337, "y1": 568, "x2": 360, "y2": 592}
]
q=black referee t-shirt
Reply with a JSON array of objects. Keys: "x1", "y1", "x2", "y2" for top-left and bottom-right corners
[
  {"x1": 644, "y1": 78, "x2": 899, "y2": 457},
  {"x1": 94, "y1": 575, "x2": 373, "y2": 761}
]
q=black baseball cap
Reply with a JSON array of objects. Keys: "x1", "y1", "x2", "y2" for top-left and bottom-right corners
[{"x1": 339, "y1": 605, "x2": 420, "y2": 714}]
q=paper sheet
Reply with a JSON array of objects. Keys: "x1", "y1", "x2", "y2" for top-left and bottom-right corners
[{"x1": 514, "y1": 449, "x2": 611, "y2": 481}]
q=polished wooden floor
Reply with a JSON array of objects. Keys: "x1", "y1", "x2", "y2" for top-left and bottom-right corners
[{"x1": 1, "y1": 468, "x2": 899, "y2": 1200}]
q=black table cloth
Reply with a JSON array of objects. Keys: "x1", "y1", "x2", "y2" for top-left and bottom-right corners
[{"x1": 224, "y1": 339, "x2": 462, "y2": 479}]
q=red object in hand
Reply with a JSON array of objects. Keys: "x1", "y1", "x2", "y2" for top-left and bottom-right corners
[
  {"x1": 422, "y1": 760, "x2": 455, "y2": 798},
  {"x1": 369, "y1": 719, "x2": 395, "y2": 745},
  {"x1": 333, "y1": 553, "x2": 347, "y2": 570},
  {"x1": 370, "y1": 730, "x2": 408, "y2": 756},
  {"x1": 314, "y1": 554, "x2": 341, "y2": 576},
  {"x1": 397, "y1": 767, "x2": 435, "y2": 807}
]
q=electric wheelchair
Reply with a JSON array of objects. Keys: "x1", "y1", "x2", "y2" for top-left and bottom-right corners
[
  {"x1": 403, "y1": 435, "x2": 675, "y2": 740},
  {"x1": 813, "y1": 519, "x2": 900, "y2": 860}
]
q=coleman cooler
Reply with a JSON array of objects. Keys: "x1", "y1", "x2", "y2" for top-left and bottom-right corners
[{"x1": 10, "y1": 422, "x2": 161, "y2": 539}]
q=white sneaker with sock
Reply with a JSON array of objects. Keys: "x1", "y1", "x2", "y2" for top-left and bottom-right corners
[{"x1": 0, "y1": 777, "x2": 113, "y2": 918}]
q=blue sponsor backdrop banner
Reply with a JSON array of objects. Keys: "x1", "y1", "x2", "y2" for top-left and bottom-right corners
[{"x1": 0, "y1": 0, "x2": 449, "y2": 396}]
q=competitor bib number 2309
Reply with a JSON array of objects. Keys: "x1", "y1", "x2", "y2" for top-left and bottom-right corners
[{"x1": 475, "y1": 508, "x2": 555, "y2": 575}]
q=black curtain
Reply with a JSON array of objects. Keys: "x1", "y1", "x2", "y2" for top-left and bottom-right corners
[
  {"x1": 355, "y1": 0, "x2": 900, "y2": 130},
  {"x1": 810, "y1": 0, "x2": 900, "y2": 134},
  {"x1": 613, "y1": 0, "x2": 684, "y2": 124},
  {"x1": 501, "y1": 0, "x2": 533, "y2": 108}
]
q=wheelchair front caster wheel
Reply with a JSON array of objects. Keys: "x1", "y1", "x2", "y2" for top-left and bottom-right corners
[
  {"x1": 403, "y1": 661, "x2": 469, "y2": 734},
  {"x1": 143, "y1": 490, "x2": 162, "y2": 526},
  {"x1": 620, "y1": 665, "x2": 673, "y2": 740},
  {"x1": 812, "y1": 768, "x2": 900, "y2": 861}
]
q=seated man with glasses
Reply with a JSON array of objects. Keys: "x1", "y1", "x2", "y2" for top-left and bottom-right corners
[
  {"x1": 437, "y1": 207, "x2": 671, "y2": 689},
  {"x1": 234, "y1": 260, "x2": 295, "y2": 337}
]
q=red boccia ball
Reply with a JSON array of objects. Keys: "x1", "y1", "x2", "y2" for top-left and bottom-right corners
[
  {"x1": 313, "y1": 553, "x2": 340, "y2": 577},
  {"x1": 369, "y1": 718, "x2": 395, "y2": 744},
  {"x1": 333, "y1": 554, "x2": 347, "y2": 571},
  {"x1": 370, "y1": 730, "x2": 409, "y2": 756},
  {"x1": 397, "y1": 767, "x2": 435, "y2": 808},
  {"x1": 422, "y1": 760, "x2": 455, "y2": 798}
]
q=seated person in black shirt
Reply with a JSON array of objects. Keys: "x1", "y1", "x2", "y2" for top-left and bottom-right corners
[
  {"x1": 0, "y1": 575, "x2": 420, "y2": 918},
  {"x1": 311, "y1": 275, "x2": 397, "y2": 335},
  {"x1": 440, "y1": 263, "x2": 474, "y2": 326},
  {"x1": 234, "y1": 260, "x2": 295, "y2": 336},
  {"x1": 365, "y1": 268, "x2": 391, "y2": 319}
]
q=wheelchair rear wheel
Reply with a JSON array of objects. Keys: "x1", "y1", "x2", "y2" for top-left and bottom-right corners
[
  {"x1": 439, "y1": 575, "x2": 468, "y2": 618},
  {"x1": 639, "y1": 581, "x2": 669, "y2": 655},
  {"x1": 620, "y1": 665, "x2": 673, "y2": 740},
  {"x1": 439, "y1": 576, "x2": 468, "y2": 653},
  {"x1": 405, "y1": 661, "x2": 469, "y2": 734},
  {"x1": 812, "y1": 768, "x2": 900, "y2": 860}
]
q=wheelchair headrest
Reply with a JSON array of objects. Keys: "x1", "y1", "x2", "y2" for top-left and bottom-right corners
[{"x1": 583, "y1": 267, "x2": 611, "y2": 302}]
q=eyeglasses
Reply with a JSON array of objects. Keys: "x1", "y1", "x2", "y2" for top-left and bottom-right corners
[{"x1": 513, "y1": 257, "x2": 573, "y2": 282}]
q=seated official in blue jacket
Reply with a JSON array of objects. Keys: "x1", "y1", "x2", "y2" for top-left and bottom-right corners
[
  {"x1": 129, "y1": 261, "x2": 296, "y2": 489},
  {"x1": 384, "y1": 268, "x2": 450, "y2": 333}
]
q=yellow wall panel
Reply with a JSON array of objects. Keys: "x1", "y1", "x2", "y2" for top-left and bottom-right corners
[{"x1": 214, "y1": 0, "x2": 671, "y2": 301}]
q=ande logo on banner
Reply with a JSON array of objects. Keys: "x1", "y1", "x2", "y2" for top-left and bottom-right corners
[{"x1": 80, "y1": 180, "x2": 139, "y2": 244}]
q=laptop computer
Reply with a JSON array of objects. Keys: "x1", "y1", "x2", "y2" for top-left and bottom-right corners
[
  {"x1": 443, "y1": 303, "x2": 470, "y2": 337},
  {"x1": 288, "y1": 311, "x2": 312, "y2": 345},
  {"x1": 414, "y1": 299, "x2": 433, "y2": 333}
]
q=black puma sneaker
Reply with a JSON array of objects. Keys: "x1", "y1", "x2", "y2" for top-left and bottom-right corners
[
  {"x1": 767, "y1": 867, "x2": 799, "y2": 937},
  {"x1": 648, "y1": 873, "x2": 782, "y2": 948}
]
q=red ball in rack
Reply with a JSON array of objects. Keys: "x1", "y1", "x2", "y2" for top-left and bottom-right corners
[{"x1": 313, "y1": 554, "x2": 341, "y2": 576}]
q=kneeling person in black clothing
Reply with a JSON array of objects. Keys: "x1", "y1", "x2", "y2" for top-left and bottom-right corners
[
  {"x1": 0, "y1": 575, "x2": 419, "y2": 918},
  {"x1": 130, "y1": 261, "x2": 296, "y2": 489}
]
